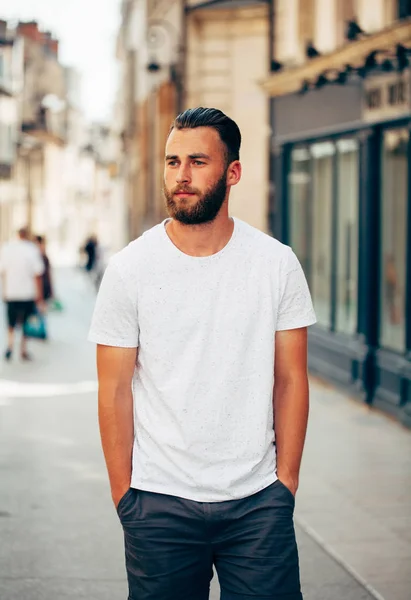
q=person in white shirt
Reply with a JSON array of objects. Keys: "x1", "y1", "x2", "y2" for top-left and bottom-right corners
[
  {"x1": 0, "y1": 227, "x2": 44, "y2": 361},
  {"x1": 89, "y1": 108, "x2": 316, "y2": 600}
]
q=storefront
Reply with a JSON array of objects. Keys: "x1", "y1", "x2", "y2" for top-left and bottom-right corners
[{"x1": 270, "y1": 71, "x2": 411, "y2": 427}]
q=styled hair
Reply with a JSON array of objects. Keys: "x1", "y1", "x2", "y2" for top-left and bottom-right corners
[{"x1": 170, "y1": 107, "x2": 241, "y2": 165}]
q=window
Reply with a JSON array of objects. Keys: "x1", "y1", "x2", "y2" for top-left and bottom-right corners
[
  {"x1": 336, "y1": 139, "x2": 359, "y2": 334},
  {"x1": 337, "y1": 0, "x2": 357, "y2": 45},
  {"x1": 314, "y1": 0, "x2": 338, "y2": 53},
  {"x1": 288, "y1": 137, "x2": 360, "y2": 334},
  {"x1": 311, "y1": 141, "x2": 334, "y2": 328},
  {"x1": 399, "y1": 0, "x2": 411, "y2": 18},
  {"x1": 357, "y1": 0, "x2": 385, "y2": 32},
  {"x1": 299, "y1": 0, "x2": 315, "y2": 56},
  {"x1": 289, "y1": 147, "x2": 311, "y2": 278},
  {"x1": 0, "y1": 124, "x2": 13, "y2": 163},
  {"x1": 275, "y1": 0, "x2": 300, "y2": 64},
  {"x1": 380, "y1": 128, "x2": 408, "y2": 352}
]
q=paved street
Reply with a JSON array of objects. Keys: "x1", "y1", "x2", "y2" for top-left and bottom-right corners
[{"x1": 0, "y1": 269, "x2": 410, "y2": 600}]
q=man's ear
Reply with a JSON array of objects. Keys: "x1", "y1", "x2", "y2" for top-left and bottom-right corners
[{"x1": 227, "y1": 161, "x2": 242, "y2": 187}]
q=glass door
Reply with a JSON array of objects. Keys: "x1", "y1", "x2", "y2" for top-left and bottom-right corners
[
  {"x1": 380, "y1": 128, "x2": 408, "y2": 352},
  {"x1": 335, "y1": 138, "x2": 359, "y2": 335},
  {"x1": 310, "y1": 141, "x2": 335, "y2": 329},
  {"x1": 288, "y1": 147, "x2": 311, "y2": 279}
]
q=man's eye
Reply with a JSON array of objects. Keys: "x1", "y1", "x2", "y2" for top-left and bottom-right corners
[
  {"x1": 193, "y1": 160, "x2": 205, "y2": 165},
  {"x1": 168, "y1": 161, "x2": 178, "y2": 167}
]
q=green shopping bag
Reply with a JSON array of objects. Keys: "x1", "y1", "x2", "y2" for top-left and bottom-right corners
[{"x1": 24, "y1": 312, "x2": 48, "y2": 340}]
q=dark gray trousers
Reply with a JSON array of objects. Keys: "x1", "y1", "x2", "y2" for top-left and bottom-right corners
[{"x1": 117, "y1": 479, "x2": 303, "y2": 600}]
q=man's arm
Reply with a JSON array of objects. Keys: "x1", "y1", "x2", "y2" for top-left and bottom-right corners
[
  {"x1": 32, "y1": 247, "x2": 45, "y2": 308},
  {"x1": 35, "y1": 275, "x2": 44, "y2": 302},
  {"x1": 273, "y1": 326, "x2": 309, "y2": 497},
  {"x1": 97, "y1": 344, "x2": 137, "y2": 508},
  {"x1": 0, "y1": 249, "x2": 6, "y2": 300}
]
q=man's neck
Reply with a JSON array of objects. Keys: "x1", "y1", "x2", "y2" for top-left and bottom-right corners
[{"x1": 166, "y1": 213, "x2": 234, "y2": 258}]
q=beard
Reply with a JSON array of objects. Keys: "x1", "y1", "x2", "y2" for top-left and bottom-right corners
[{"x1": 163, "y1": 171, "x2": 228, "y2": 225}]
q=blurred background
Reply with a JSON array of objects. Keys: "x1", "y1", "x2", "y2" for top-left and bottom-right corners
[{"x1": 1, "y1": 2, "x2": 411, "y2": 600}]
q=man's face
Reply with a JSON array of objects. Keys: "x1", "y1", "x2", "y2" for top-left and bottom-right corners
[{"x1": 163, "y1": 127, "x2": 229, "y2": 225}]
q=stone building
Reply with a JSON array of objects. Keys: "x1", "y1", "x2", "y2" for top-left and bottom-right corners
[
  {"x1": 0, "y1": 20, "x2": 24, "y2": 243},
  {"x1": 116, "y1": 0, "x2": 271, "y2": 237},
  {"x1": 262, "y1": 0, "x2": 411, "y2": 425},
  {"x1": 0, "y1": 19, "x2": 126, "y2": 264}
]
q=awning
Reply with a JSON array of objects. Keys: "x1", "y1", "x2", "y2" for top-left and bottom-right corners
[
  {"x1": 261, "y1": 18, "x2": 411, "y2": 97},
  {"x1": 186, "y1": 0, "x2": 267, "y2": 12}
]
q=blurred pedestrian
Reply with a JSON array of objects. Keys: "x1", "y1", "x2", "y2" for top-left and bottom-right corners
[
  {"x1": 83, "y1": 235, "x2": 98, "y2": 273},
  {"x1": 89, "y1": 107, "x2": 316, "y2": 600},
  {"x1": 0, "y1": 227, "x2": 45, "y2": 361},
  {"x1": 35, "y1": 235, "x2": 54, "y2": 305}
]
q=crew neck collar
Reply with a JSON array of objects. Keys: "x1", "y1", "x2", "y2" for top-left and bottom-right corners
[{"x1": 161, "y1": 217, "x2": 238, "y2": 261}]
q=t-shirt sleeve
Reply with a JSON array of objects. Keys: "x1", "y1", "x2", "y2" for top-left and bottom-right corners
[
  {"x1": 276, "y1": 248, "x2": 317, "y2": 331},
  {"x1": 88, "y1": 259, "x2": 139, "y2": 347}
]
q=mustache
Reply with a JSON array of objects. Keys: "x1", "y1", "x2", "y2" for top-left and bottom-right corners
[{"x1": 171, "y1": 186, "x2": 199, "y2": 194}]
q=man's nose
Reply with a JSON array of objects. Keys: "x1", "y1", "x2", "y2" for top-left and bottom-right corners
[{"x1": 176, "y1": 164, "x2": 191, "y2": 184}]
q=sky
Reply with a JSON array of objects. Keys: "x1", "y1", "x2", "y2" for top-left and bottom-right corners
[{"x1": 0, "y1": 0, "x2": 121, "y2": 121}]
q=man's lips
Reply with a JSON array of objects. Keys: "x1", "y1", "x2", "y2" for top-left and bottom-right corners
[{"x1": 174, "y1": 191, "x2": 196, "y2": 197}]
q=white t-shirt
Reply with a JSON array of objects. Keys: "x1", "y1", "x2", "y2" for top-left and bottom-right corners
[
  {"x1": 88, "y1": 218, "x2": 316, "y2": 502},
  {"x1": 0, "y1": 239, "x2": 44, "y2": 301}
]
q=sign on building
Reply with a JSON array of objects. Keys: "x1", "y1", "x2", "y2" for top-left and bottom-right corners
[{"x1": 363, "y1": 71, "x2": 411, "y2": 122}]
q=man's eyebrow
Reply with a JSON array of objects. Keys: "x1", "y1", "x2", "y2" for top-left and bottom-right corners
[
  {"x1": 189, "y1": 153, "x2": 211, "y2": 160},
  {"x1": 165, "y1": 153, "x2": 211, "y2": 161}
]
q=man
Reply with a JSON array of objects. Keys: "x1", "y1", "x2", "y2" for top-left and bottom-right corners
[
  {"x1": 83, "y1": 235, "x2": 98, "y2": 273},
  {"x1": 89, "y1": 107, "x2": 316, "y2": 600},
  {"x1": 35, "y1": 235, "x2": 54, "y2": 305},
  {"x1": 0, "y1": 227, "x2": 44, "y2": 360}
]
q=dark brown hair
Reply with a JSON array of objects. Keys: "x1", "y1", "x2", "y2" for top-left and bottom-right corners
[{"x1": 170, "y1": 107, "x2": 241, "y2": 165}]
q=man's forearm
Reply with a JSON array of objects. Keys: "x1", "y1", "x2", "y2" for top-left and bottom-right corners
[
  {"x1": 35, "y1": 276, "x2": 43, "y2": 302},
  {"x1": 98, "y1": 386, "x2": 134, "y2": 502},
  {"x1": 273, "y1": 376, "x2": 309, "y2": 492}
]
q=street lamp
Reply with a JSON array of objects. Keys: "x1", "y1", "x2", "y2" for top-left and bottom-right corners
[
  {"x1": 145, "y1": 18, "x2": 184, "y2": 113},
  {"x1": 18, "y1": 134, "x2": 39, "y2": 232},
  {"x1": 144, "y1": 18, "x2": 185, "y2": 228}
]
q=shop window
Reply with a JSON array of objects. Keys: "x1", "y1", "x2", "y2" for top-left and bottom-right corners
[
  {"x1": 380, "y1": 128, "x2": 408, "y2": 352},
  {"x1": 398, "y1": 0, "x2": 411, "y2": 18},
  {"x1": 311, "y1": 141, "x2": 334, "y2": 329},
  {"x1": 336, "y1": 139, "x2": 359, "y2": 335},
  {"x1": 289, "y1": 147, "x2": 311, "y2": 279}
]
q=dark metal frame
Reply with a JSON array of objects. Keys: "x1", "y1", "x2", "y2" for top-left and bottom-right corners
[{"x1": 276, "y1": 113, "x2": 411, "y2": 423}]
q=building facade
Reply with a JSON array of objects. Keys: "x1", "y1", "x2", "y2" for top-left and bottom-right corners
[
  {"x1": 263, "y1": 0, "x2": 411, "y2": 426},
  {"x1": 116, "y1": 0, "x2": 271, "y2": 237},
  {"x1": 0, "y1": 19, "x2": 126, "y2": 265},
  {"x1": 0, "y1": 20, "x2": 24, "y2": 244},
  {"x1": 185, "y1": 0, "x2": 270, "y2": 232}
]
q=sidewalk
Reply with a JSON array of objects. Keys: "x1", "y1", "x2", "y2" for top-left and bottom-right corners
[
  {"x1": 0, "y1": 269, "x2": 410, "y2": 600},
  {"x1": 297, "y1": 378, "x2": 411, "y2": 600}
]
